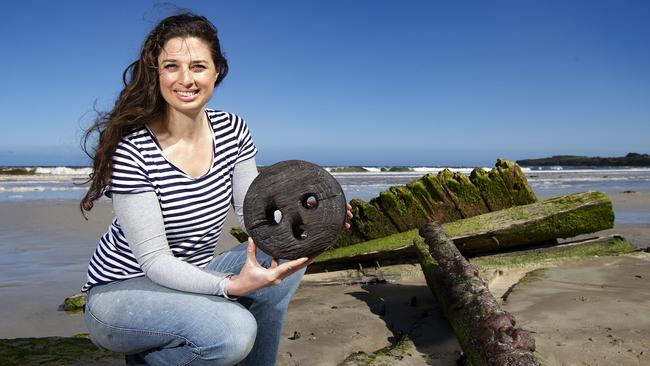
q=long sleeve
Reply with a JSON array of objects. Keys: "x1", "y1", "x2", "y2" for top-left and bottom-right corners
[
  {"x1": 112, "y1": 191, "x2": 235, "y2": 298},
  {"x1": 231, "y1": 157, "x2": 259, "y2": 234}
]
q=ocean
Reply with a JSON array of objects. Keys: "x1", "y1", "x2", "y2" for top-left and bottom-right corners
[{"x1": 2, "y1": 165, "x2": 650, "y2": 223}]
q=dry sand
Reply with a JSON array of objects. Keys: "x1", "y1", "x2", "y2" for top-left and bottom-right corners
[{"x1": 0, "y1": 190, "x2": 648, "y2": 365}]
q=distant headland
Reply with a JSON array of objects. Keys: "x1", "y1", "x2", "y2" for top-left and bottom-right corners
[{"x1": 517, "y1": 153, "x2": 650, "y2": 167}]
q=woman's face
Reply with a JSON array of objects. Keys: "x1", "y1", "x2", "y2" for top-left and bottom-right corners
[{"x1": 157, "y1": 37, "x2": 218, "y2": 116}]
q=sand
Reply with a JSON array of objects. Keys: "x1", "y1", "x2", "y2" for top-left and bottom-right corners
[
  {"x1": 0, "y1": 200, "x2": 241, "y2": 339},
  {"x1": 0, "y1": 190, "x2": 648, "y2": 365},
  {"x1": 503, "y1": 253, "x2": 650, "y2": 366}
]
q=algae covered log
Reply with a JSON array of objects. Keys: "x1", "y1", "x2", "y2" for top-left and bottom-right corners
[
  {"x1": 416, "y1": 223, "x2": 544, "y2": 366},
  {"x1": 470, "y1": 234, "x2": 634, "y2": 270},
  {"x1": 310, "y1": 191, "x2": 615, "y2": 272},
  {"x1": 445, "y1": 190, "x2": 614, "y2": 255},
  {"x1": 309, "y1": 233, "x2": 632, "y2": 275}
]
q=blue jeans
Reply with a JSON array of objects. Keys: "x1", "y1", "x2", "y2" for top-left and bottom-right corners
[{"x1": 84, "y1": 243, "x2": 305, "y2": 366}]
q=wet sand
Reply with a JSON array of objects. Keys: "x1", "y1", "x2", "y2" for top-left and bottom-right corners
[
  {"x1": 0, "y1": 200, "x2": 241, "y2": 339},
  {"x1": 0, "y1": 191, "x2": 648, "y2": 365},
  {"x1": 503, "y1": 253, "x2": 650, "y2": 366}
]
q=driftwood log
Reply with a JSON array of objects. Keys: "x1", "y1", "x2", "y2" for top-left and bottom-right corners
[
  {"x1": 243, "y1": 160, "x2": 347, "y2": 259},
  {"x1": 307, "y1": 191, "x2": 613, "y2": 273},
  {"x1": 417, "y1": 223, "x2": 544, "y2": 366}
]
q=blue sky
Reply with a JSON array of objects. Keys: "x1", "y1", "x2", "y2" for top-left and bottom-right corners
[{"x1": 0, "y1": 1, "x2": 648, "y2": 167}]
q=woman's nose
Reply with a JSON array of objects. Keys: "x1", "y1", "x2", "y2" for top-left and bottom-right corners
[{"x1": 178, "y1": 67, "x2": 194, "y2": 85}]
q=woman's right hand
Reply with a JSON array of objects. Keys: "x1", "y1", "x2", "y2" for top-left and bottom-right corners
[{"x1": 226, "y1": 238, "x2": 312, "y2": 297}]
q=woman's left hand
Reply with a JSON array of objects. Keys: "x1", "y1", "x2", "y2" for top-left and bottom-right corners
[{"x1": 226, "y1": 238, "x2": 313, "y2": 297}]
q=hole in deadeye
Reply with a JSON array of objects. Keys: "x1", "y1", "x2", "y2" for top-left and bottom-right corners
[
  {"x1": 302, "y1": 194, "x2": 318, "y2": 209},
  {"x1": 292, "y1": 222, "x2": 308, "y2": 240},
  {"x1": 265, "y1": 203, "x2": 282, "y2": 224}
]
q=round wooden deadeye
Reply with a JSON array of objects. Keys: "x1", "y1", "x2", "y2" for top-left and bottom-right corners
[{"x1": 243, "y1": 160, "x2": 347, "y2": 259}]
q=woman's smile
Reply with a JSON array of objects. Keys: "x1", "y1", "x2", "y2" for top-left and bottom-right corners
[{"x1": 174, "y1": 89, "x2": 200, "y2": 101}]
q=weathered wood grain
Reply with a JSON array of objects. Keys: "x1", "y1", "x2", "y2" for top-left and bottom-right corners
[{"x1": 243, "y1": 160, "x2": 347, "y2": 259}]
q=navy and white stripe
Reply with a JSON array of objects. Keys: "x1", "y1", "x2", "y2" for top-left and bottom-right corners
[{"x1": 82, "y1": 110, "x2": 257, "y2": 292}]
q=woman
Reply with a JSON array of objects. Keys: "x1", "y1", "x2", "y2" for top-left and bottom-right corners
[{"x1": 79, "y1": 12, "x2": 351, "y2": 365}]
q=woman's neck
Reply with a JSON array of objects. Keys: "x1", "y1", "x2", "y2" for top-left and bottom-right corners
[{"x1": 151, "y1": 107, "x2": 207, "y2": 142}]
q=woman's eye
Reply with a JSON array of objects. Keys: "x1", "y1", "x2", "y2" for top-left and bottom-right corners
[
  {"x1": 163, "y1": 64, "x2": 178, "y2": 70},
  {"x1": 192, "y1": 65, "x2": 207, "y2": 72}
]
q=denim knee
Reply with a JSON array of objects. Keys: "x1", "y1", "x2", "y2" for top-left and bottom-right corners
[{"x1": 194, "y1": 310, "x2": 258, "y2": 365}]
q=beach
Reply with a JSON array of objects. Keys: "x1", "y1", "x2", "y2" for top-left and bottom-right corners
[{"x1": 0, "y1": 189, "x2": 649, "y2": 364}]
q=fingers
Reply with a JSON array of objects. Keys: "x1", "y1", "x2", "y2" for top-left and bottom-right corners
[
  {"x1": 246, "y1": 238, "x2": 259, "y2": 265},
  {"x1": 343, "y1": 205, "x2": 353, "y2": 231},
  {"x1": 274, "y1": 257, "x2": 309, "y2": 279}
]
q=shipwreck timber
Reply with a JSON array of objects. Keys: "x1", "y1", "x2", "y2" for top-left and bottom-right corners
[
  {"x1": 309, "y1": 191, "x2": 614, "y2": 273},
  {"x1": 332, "y1": 159, "x2": 537, "y2": 248},
  {"x1": 416, "y1": 223, "x2": 544, "y2": 366}
]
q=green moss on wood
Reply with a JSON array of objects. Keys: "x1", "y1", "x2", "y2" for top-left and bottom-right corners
[
  {"x1": 373, "y1": 186, "x2": 430, "y2": 232},
  {"x1": 230, "y1": 227, "x2": 249, "y2": 242},
  {"x1": 349, "y1": 198, "x2": 398, "y2": 240},
  {"x1": 413, "y1": 237, "x2": 440, "y2": 289},
  {"x1": 316, "y1": 229, "x2": 419, "y2": 262},
  {"x1": 471, "y1": 236, "x2": 634, "y2": 269},
  {"x1": 316, "y1": 191, "x2": 615, "y2": 265},
  {"x1": 469, "y1": 168, "x2": 515, "y2": 211},
  {"x1": 496, "y1": 159, "x2": 537, "y2": 205},
  {"x1": 443, "y1": 191, "x2": 614, "y2": 255},
  {"x1": 63, "y1": 293, "x2": 87, "y2": 312},
  {"x1": 437, "y1": 169, "x2": 489, "y2": 218},
  {"x1": 421, "y1": 173, "x2": 463, "y2": 222},
  {"x1": 332, "y1": 223, "x2": 367, "y2": 248},
  {"x1": 406, "y1": 180, "x2": 438, "y2": 219},
  {"x1": 337, "y1": 160, "x2": 536, "y2": 245},
  {"x1": 340, "y1": 335, "x2": 415, "y2": 366}
]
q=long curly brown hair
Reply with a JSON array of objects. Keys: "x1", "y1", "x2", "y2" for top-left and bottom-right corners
[{"x1": 79, "y1": 13, "x2": 228, "y2": 218}]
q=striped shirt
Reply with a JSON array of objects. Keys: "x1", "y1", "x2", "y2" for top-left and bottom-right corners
[{"x1": 82, "y1": 110, "x2": 257, "y2": 292}]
